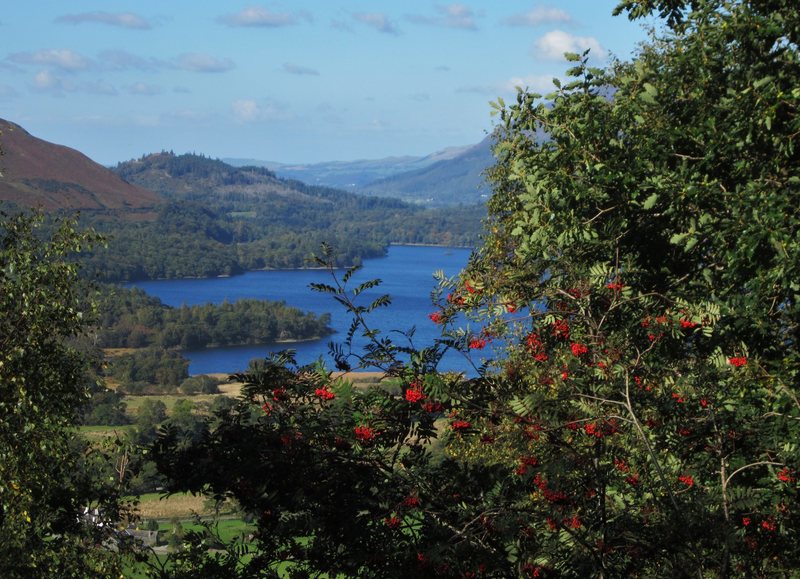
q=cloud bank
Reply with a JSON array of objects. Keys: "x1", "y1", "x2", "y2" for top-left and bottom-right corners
[
  {"x1": 282, "y1": 63, "x2": 320, "y2": 76},
  {"x1": 175, "y1": 53, "x2": 235, "y2": 73},
  {"x1": 8, "y1": 49, "x2": 91, "y2": 72},
  {"x1": 410, "y1": 4, "x2": 478, "y2": 30}
]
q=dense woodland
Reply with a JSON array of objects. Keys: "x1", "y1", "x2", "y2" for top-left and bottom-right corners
[
  {"x1": 94, "y1": 285, "x2": 331, "y2": 350},
  {"x1": 79, "y1": 154, "x2": 484, "y2": 281}
]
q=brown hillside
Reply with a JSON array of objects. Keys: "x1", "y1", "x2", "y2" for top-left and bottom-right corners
[{"x1": 0, "y1": 119, "x2": 161, "y2": 212}]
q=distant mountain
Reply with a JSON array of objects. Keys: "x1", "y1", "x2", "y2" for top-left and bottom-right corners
[
  {"x1": 359, "y1": 136, "x2": 495, "y2": 206},
  {"x1": 223, "y1": 143, "x2": 477, "y2": 193},
  {"x1": 224, "y1": 155, "x2": 419, "y2": 189},
  {"x1": 0, "y1": 119, "x2": 161, "y2": 213},
  {"x1": 224, "y1": 138, "x2": 495, "y2": 206}
]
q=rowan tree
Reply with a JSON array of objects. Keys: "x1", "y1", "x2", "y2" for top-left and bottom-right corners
[{"x1": 445, "y1": 0, "x2": 800, "y2": 574}]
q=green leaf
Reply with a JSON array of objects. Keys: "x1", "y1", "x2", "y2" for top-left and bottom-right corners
[
  {"x1": 643, "y1": 192, "x2": 658, "y2": 210},
  {"x1": 670, "y1": 232, "x2": 689, "y2": 245},
  {"x1": 753, "y1": 76, "x2": 774, "y2": 89}
]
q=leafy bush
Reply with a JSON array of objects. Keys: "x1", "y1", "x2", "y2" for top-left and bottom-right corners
[{"x1": 179, "y1": 375, "x2": 221, "y2": 395}]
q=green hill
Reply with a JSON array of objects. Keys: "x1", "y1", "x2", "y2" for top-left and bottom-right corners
[{"x1": 80, "y1": 152, "x2": 484, "y2": 281}]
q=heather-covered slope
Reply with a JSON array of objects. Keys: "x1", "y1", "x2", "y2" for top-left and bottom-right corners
[{"x1": 0, "y1": 119, "x2": 160, "y2": 213}]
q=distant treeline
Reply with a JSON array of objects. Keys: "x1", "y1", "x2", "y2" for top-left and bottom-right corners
[
  {"x1": 94, "y1": 284, "x2": 332, "y2": 350},
  {"x1": 106, "y1": 348, "x2": 189, "y2": 393}
]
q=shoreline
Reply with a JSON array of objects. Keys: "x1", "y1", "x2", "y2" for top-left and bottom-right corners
[
  {"x1": 101, "y1": 334, "x2": 331, "y2": 359},
  {"x1": 389, "y1": 242, "x2": 473, "y2": 249},
  {"x1": 118, "y1": 244, "x2": 473, "y2": 283}
]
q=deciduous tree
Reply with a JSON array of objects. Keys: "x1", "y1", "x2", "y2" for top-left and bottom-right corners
[{"x1": 0, "y1": 210, "x2": 128, "y2": 577}]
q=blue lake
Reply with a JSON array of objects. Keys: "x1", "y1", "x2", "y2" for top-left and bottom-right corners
[{"x1": 128, "y1": 245, "x2": 483, "y2": 375}]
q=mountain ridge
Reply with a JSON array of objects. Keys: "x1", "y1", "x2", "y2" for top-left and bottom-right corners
[
  {"x1": 0, "y1": 119, "x2": 161, "y2": 213},
  {"x1": 223, "y1": 138, "x2": 492, "y2": 203},
  {"x1": 359, "y1": 136, "x2": 494, "y2": 205}
]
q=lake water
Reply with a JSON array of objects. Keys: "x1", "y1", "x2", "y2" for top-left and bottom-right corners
[{"x1": 128, "y1": 245, "x2": 481, "y2": 375}]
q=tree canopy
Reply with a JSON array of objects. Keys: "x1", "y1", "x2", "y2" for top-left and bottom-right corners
[
  {"x1": 150, "y1": 1, "x2": 800, "y2": 576},
  {"x1": 0, "y1": 211, "x2": 128, "y2": 577}
]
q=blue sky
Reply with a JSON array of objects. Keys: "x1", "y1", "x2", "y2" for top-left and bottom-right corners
[{"x1": 0, "y1": 2, "x2": 652, "y2": 165}]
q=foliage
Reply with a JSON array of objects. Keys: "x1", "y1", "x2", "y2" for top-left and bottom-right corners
[
  {"x1": 83, "y1": 386, "x2": 130, "y2": 426},
  {"x1": 107, "y1": 348, "x2": 189, "y2": 392},
  {"x1": 94, "y1": 285, "x2": 332, "y2": 350},
  {"x1": 179, "y1": 375, "x2": 221, "y2": 395},
  {"x1": 0, "y1": 210, "x2": 129, "y2": 577},
  {"x1": 442, "y1": 0, "x2": 800, "y2": 574},
  {"x1": 142, "y1": 1, "x2": 800, "y2": 577},
  {"x1": 148, "y1": 257, "x2": 517, "y2": 577}
]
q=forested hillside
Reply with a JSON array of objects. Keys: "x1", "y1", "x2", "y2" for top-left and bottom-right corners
[
  {"x1": 75, "y1": 152, "x2": 484, "y2": 281},
  {"x1": 358, "y1": 136, "x2": 495, "y2": 206},
  {"x1": 0, "y1": 124, "x2": 485, "y2": 281},
  {"x1": 94, "y1": 284, "x2": 331, "y2": 350}
]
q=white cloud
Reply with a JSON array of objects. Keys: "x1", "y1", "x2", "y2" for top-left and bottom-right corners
[
  {"x1": 353, "y1": 13, "x2": 399, "y2": 35},
  {"x1": 30, "y1": 71, "x2": 122, "y2": 96},
  {"x1": 219, "y1": 8, "x2": 306, "y2": 27},
  {"x1": 533, "y1": 30, "x2": 606, "y2": 60},
  {"x1": 457, "y1": 74, "x2": 561, "y2": 96},
  {"x1": 504, "y1": 74, "x2": 560, "y2": 94},
  {"x1": 127, "y1": 82, "x2": 162, "y2": 96},
  {"x1": 32, "y1": 69, "x2": 72, "y2": 92},
  {"x1": 330, "y1": 18, "x2": 353, "y2": 32},
  {"x1": 83, "y1": 79, "x2": 118, "y2": 95},
  {"x1": 56, "y1": 12, "x2": 151, "y2": 30},
  {"x1": 231, "y1": 99, "x2": 287, "y2": 123},
  {"x1": 439, "y1": 4, "x2": 478, "y2": 29},
  {"x1": 503, "y1": 7, "x2": 572, "y2": 27},
  {"x1": 176, "y1": 53, "x2": 235, "y2": 73},
  {"x1": 98, "y1": 50, "x2": 165, "y2": 72},
  {"x1": 282, "y1": 63, "x2": 319, "y2": 76},
  {"x1": 8, "y1": 49, "x2": 91, "y2": 71},
  {"x1": 16, "y1": 49, "x2": 235, "y2": 75}
]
